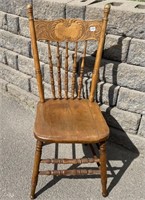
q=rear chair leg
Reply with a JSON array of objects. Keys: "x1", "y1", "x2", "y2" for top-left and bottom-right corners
[
  {"x1": 100, "y1": 141, "x2": 108, "y2": 197},
  {"x1": 30, "y1": 140, "x2": 43, "y2": 199}
]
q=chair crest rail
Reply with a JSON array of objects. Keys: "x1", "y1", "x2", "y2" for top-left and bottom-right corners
[{"x1": 34, "y1": 19, "x2": 103, "y2": 42}]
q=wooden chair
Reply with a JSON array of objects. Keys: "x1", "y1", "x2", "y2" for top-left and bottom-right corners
[{"x1": 27, "y1": 3, "x2": 111, "y2": 199}]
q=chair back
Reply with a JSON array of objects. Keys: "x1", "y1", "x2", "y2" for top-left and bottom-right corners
[{"x1": 27, "y1": 4, "x2": 110, "y2": 102}]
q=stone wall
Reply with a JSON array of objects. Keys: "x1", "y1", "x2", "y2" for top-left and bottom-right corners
[{"x1": 0, "y1": 0, "x2": 145, "y2": 149}]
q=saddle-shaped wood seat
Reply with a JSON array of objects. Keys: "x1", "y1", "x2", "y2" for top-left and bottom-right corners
[{"x1": 34, "y1": 99, "x2": 109, "y2": 143}]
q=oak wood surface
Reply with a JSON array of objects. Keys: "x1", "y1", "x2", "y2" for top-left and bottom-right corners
[
  {"x1": 34, "y1": 99, "x2": 109, "y2": 143},
  {"x1": 40, "y1": 157, "x2": 100, "y2": 164},
  {"x1": 39, "y1": 169, "x2": 100, "y2": 176},
  {"x1": 34, "y1": 19, "x2": 103, "y2": 42}
]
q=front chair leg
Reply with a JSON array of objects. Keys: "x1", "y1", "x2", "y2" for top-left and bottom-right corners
[
  {"x1": 30, "y1": 140, "x2": 43, "y2": 199},
  {"x1": 100, "y1": 141, "x2": 108, "y2": 197}
]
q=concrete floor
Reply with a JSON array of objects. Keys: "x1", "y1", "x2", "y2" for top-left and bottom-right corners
[{"x1": 0, "y1": 94, "x2": 145, "y2": 200}]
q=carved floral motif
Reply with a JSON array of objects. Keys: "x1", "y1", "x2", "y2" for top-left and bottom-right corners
[{"x1": 34, "y1": 19, "x2": 102, "y2": 42}]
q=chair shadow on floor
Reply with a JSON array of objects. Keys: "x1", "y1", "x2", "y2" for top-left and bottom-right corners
[{"x1": 34, "y1": 38, "x2": 140, "y2": 198}]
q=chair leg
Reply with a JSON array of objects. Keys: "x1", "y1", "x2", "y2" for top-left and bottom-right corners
[
  {"x1": 99, "y1": 141, "x2": 108, "y2": 197},
  {"x1": 30, "y1": 140, "x2": 43, "y2": 199}
]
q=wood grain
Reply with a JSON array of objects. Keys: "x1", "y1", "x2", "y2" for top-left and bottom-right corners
[
  {"x1": 34, "y1": 19, "x2": 102, "y2": 42},
  {"x1": 34, "y1": 99, "x2": 109, "y2": 143},
  {"x1": 71, "y1": 42, "x2": 78, "y2": 99},
  {"x1": 48, "y1": 41, "x2": 56, "y2": 99},
  {"x1": 65, "y1": 42, "x2": 69, "y2": 99},
  {"x1": 78, "y1": 41, "x2": 87, "y2": 99},
  {"x1": 41, "y1": 157, "x2": 100, "y2": 164},
  {"x1": 56, "y1": 42, "x2": 62, "y2": 99},
  {"x1": 39, "y1": 169, "x2": 100, "y2": 176}
]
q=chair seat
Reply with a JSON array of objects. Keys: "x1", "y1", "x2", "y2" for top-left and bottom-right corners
[{"x1": 34, "y1": 99, "x2": 109, "y2": 143}]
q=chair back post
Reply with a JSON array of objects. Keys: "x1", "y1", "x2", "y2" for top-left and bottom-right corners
[
  {"x1": 27, "y1": 4, "x2": 45, "y2": 103},
  {"x1": 89, "y1": 4, "x2": 111, "y2": 102}
]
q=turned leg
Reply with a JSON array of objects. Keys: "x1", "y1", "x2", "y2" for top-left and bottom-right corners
[
  {"x1": 30, "y1": 140, "x2": 43, "y2": 199},
  {"x1": 100, "y1": 141, "x2": 108, "y2": 197}
]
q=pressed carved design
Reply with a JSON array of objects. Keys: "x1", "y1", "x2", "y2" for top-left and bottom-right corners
[{"x1": 34, "y1": 19, "x2": 102, "y2": 42}]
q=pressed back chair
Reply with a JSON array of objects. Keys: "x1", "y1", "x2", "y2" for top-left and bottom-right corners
[{"x1": 27, "y1": 3, "x2": 111, "y2": 199}]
